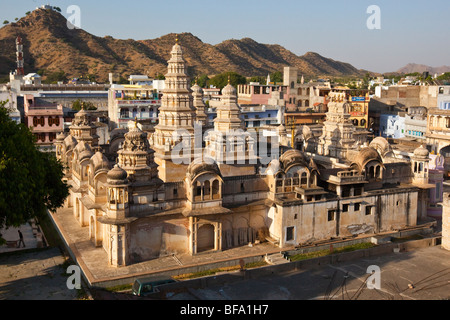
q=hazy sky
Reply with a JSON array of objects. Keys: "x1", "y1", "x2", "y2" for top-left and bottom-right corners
[{"x1": 1, "y1": 0, "x2": 449, "y2": 73}]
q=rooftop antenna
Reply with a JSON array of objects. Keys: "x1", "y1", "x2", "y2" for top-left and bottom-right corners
[{"x1": 15, "y1": 36, "x2": 25, "y2": 76}]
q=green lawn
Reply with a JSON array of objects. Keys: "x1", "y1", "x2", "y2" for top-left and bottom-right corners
[{"x1": 288, "y1": 242, "x2": 376, "y2": 262}]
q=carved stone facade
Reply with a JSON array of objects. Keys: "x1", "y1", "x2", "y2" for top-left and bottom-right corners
[{"x1": 54, "y1": 39, "x2": 432, "y2": 268}]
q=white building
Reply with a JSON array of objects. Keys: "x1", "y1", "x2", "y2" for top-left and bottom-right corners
[{"x1": 0, "y1": 86, "x2": 20, "y2": 124}]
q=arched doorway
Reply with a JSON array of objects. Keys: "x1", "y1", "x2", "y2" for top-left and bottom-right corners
[{"x1": 197, "y1": 224, "x2": 215, "y2": 252}]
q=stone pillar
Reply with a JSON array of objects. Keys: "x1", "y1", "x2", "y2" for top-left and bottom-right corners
[
  {"x1": 108, "y1": 223, "x2": 130, "y2": 267},
  {"x1": 443, "y1": 192, "x2": 450, "y2": 251}
]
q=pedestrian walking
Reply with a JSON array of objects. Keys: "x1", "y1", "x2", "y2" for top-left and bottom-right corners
[{"x1": 18, "y1": 230, "x2": 25, "y2": 248}]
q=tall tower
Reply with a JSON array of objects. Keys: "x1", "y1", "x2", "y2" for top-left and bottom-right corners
[
  {"x1": 191, "y1": 81, "x2": 208, "y2": 128},
  {"x1": 317, "y1": 98, "x2": 356, "y2": 159},
  {"x1": 205, "y1": 80, "x2": 258, "y2": 176},
  {"x1": 15, "y1": 36, "x2": 25, "y2": 76},
  {"x1": 151, "y1": 36, "x2": 198, "y2": 181}
]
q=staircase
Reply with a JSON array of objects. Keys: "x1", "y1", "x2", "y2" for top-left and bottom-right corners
[{"x1": 265, "y1": 252, "x2": 290, "y2": 265}]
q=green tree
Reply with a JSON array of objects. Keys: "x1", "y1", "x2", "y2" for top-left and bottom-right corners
[
  {"x1": 3, "y1": 20, "x2": 9, "y2": 25},
  {"x1": 0, "y1": 103, "x2": 69, "y2": 243},
  {"x1": 437, "y1": 72, "x2": 450, "y2": 81},
  {"x1": 193, "y1": 74, "x2": 210, "y2": 88},
  {"x1": 155, "y1": 73, "x2": 166, "y2": 80},
  {"x1": 247, "y1": 76, "x2": 266, "y2": 84},
  {"x1": 270, "y1": 71, "x2": 283, "y2": 84},
  {"x1": 209, "y1": 71, "x2": 246, "y2": 89},
  {"x1": 44, "y1": 70, "x2": 68, "y2": 84},
  {"x1": 72, "y1": 99, "x2": 97, "y2": 111}
]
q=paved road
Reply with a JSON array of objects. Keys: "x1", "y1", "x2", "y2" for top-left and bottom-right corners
[
  {"x1": 168, "y1": 246, "x2": 450, "y2": 300},
  {"x1": 1, "y1": 244, "x2": 449, "y2": 301},
  {"x1": 0, "y1": 247, "x2": 79, "y2": 300}
]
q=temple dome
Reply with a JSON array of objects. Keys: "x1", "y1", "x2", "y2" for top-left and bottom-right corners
[
  {"x1": 369, "y1": 137, "x2": 391, "y2": 157},
  {"x1": 90, "y1": 151, "x2": 110, "y2": 174},
  {"x1": 187, "y1": 157, "x2": 222, "y2": 181},
  {"x1": 121, "y1": 120, "x2": 151, "y2": 152},
  {"x1": 63, "y1": 134, "x2": 77, "y2": 151},
  {"x1": 107, "y1": 165, "x2": 128, "y2": 185},
  {"x1": 266, "y1": 159, "x2": 281, "y2": 176},
  {"x1": 352, "y1": 147, "x2": 383, "y2": 170},
  {"x1": 414, "y1": 145, "x2": 429, "y2": 159},
  {"x1": 222, "y1": 83, "x2": 237, "y2": 97},
  {"x1": 191, "y1": 83, "x2": 203, "y2": 95},
  {"x1": 76, "y1": 142, "x2": 94, "y2": 162},
  {"x1": 279, "y1": 149, "x2": 308, "y2": 170}
]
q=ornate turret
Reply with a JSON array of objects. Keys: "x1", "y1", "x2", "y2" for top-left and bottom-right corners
[
  {"x1": 117, "y1": 120, "x2": 160, "y2": 184},
  {"x1": 204, "y1": 79, "x2": 258, "y2": 171},
  {"x1": 317, "y1": 98, "x2": 356, "y2": 159},
  {"x1": 153, "y1": 36, "x2": 197, "y2": 156},
  {"x1": 214, "y1": 79, "x2": 243, "y2": 132},
  {"x1": 191, "y1": 81, "x2": 208, "y2": 127},
  {"x1": 106, "y1": 164, "x2": 130, "y2": 220},
  {"x1": 69, "y1": 108, "x2": 99, "y2": 147},
  {"x1": 412, "y1": 145, "x2": 430, "y2": 185}
]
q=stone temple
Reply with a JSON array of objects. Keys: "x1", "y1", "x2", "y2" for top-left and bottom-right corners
[{"x1": 54, "y1": 39, "x2": 433, "y2": 267}]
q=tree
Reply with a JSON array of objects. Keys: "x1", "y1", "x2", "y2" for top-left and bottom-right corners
[
  {"x1": 270, "y1": 71, "x2": 283, "y2": 84},
  {"x1": 209, "y1": 71, "x2": 246, "y2": 89},
  {"x1": 247, "y1": 76, "x2": 266, "y2": 84},
  {"x1": 72, "y1": 99, "x2": 97, "y2": 111},
  {"x1": 3, "y1": 20, "x2": 9, "y2": 25},
  {"x1": 0, "y1": 103, "x2": 69, "y2": 243},
  {"x1": 44, "y1": 70, "x2": 68, "y2": 84},
  {"x1": 155, "y1": 73, "x2": 166, "y2": 80},
  {"x1": 193, "y1": 74, "x2": 209, "y2": 88}
]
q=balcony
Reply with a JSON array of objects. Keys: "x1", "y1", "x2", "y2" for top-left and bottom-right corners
[
  {"x1": 117, "y1": 100, "x2": 160, "y2": 107},
  {"x1": 327, "y1": 170, "x2": 367, "y2": 185}
]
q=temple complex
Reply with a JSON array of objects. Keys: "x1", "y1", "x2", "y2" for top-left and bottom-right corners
[{"x1": 54, "y1": 39, "x2": 434, "y2": 267}]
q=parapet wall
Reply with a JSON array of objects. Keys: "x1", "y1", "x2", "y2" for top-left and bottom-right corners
[{"x1": 443, "y1": 193, "x2": 450, "y2": 251}]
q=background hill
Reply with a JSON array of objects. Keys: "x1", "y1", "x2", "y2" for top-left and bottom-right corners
[
  {"x1": 396, "y1": 63, "x2": 450, "y2": 75},
  {"x1": 0, "y1": 8, "x2": 369, "y2": 83}
]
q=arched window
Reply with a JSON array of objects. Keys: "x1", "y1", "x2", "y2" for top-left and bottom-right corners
[
  {"x1": 195, "y1": 181, "x2": 202, "y2": 198},
  {"x1": 375, "y1": 166, "x2": 381, "y2": 178},
  {"x1": 212, "y1": 180, "x2": 220, "y2": 199},
  {"x1": 301, "y1": 172, "x2": 308, "y2": 185},
  {"x1": 293, "y1": 173, "x2": 300, "y2": 186},
  {"x1": 204, "y1": 181, "x2": 211, "y2": 200},
  {"x1": 368, "y1": 166, "x2": 375, "y2": 179}
]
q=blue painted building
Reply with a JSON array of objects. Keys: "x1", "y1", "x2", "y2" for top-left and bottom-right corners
[{"x1": 380, "y1": 112, "x2": 406, "y2": 139}]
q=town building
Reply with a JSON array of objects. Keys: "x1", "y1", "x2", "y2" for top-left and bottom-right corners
[
  {"x1": 54, "y1": 39, "x2": 434, "y2": 268},
  {"x1": 108, "y1": 84, "x2": 162, "y2": 129},
  {"x1": 0, "y1": 86, "x2": 20, "y2": 123},
  {"x1": 404, "y1": 106, "x2": 427, "y2": 140},
  {"x1": 426, "y1": 86, "x2": 450, "y2": 160},
  {"x1": 24, "y1": 94, "x2": 64, "y2": 148}
]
